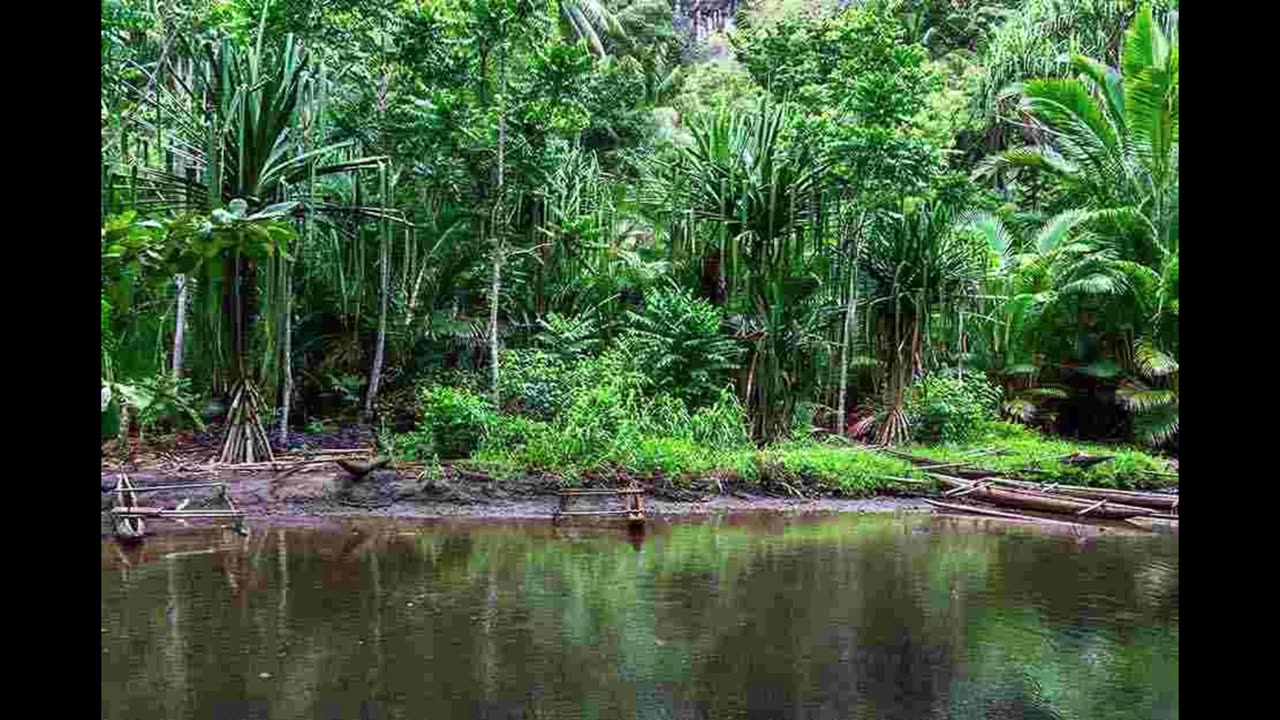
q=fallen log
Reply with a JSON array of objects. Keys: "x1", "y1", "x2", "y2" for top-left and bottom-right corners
[
  {"x1": 925, "y1": 499, "x2": 1090, "y2": 528},
  {"x1": 980, "y1": 477, "x2": 1179, "y2": 512},
  {"x1": 930, "y1": 474, "x2": 1156, "y2": 519}
]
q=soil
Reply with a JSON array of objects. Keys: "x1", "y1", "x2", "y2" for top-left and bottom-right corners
[{"x1": 100, "y1": 428, "x2": 930, "y2": 533}]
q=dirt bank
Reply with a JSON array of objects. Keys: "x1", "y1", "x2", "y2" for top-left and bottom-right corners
[{"x1": 101, "y1": 461, "x2": 929, "y2": 531}]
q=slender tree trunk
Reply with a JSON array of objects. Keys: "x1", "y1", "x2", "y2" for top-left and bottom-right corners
[
  {"x1": 488, "y1": 242, "x2": 502, "y2": 407},
  {"x1": 172, "y1": 274, "x2": 188, "y2": 377},
  {"x1": 488, "y1": 47, "x2": 507, "y2": 408},
  {"x1": 278, "y1": 265, "x2": 292, "y2": 446},
  {"x1": 836, "y1": 248, "x2": 859, "y2": 436},
  {"x1": 365, "y1": 163, "x2": 390, "y2": 419}
]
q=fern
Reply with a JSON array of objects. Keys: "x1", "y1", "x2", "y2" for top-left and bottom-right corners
[{"x1": 623, "y1": 288, "x2": 744, "y2": 408}]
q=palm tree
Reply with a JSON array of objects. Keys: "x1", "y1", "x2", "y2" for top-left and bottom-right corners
[
  {"x1": 558, "y1": 0, "x2": 627, "y2": 57},
  {"x1": 977, "y1": 5, "x2": 1178, "y2": 446}
]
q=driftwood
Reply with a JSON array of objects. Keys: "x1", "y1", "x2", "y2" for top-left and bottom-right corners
[
  {"x1": 1058, "y1": 452, "x2": 1114, "y2": 468},
  {"x1": 335, "y1": 456, "x2": 391, "y2": 479},
  {"x1": 877, "y1": 475, "x2": 930, "y2": 485},
  {"x1": 930, "y1": 474, "x2": 1155, "y2": 519},
  {"x1": 925, "y1": 499, "x2": 1092, "y2": 528},
  {"x1": 980, "y1": 477, "x2": 1179, "y2": 512}
]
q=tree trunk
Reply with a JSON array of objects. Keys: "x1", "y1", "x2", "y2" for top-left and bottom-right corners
[
  {"x1": 278, "y1": 264, "x2": 293, "y2": 447},
  {"x1": 172, "y1": 274, "x2": 188, "y2": 377},
  {"x1": 836, "y1": 251, "x2": 859, "y2": 436},
  {"x1": 488, "y1": 46, "x2": 507, "y2": 408},
  {"x1": 365, "y1": 163, "x2": 390, "y2": 419}
]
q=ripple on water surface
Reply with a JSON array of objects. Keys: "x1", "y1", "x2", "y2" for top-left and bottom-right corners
[{"x1": 101, "y1": 513, "x2": 1177, "y2": 719}]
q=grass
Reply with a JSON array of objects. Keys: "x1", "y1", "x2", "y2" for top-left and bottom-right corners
[
  {"x1": 898, "y1": 421, "x2": 1177, "y2": 489},
  {"x1": 465, "y1": 432, "x2": 926, "y2": 496},
  {"x1": 387, "y1": 378, "x2": 1175, "y2": 494}
]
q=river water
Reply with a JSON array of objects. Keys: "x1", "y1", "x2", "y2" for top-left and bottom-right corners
[{"x1": 101, "y1": 513, "x2": 1177, "y2": 719}]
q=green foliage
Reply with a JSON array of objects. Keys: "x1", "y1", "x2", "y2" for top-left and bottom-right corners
[
  {"x1": 974, "y1": 0, "x2": 1178, "y2": 119},
  {"x1": 101, "y1": 0, "x2": 1180, "y2": 475},
  {"x1": 102, "y1": 370, "x2": 206, "y2": 441},
  {"x1": 498, "y1": 348, "x2": 583, "y2": 421},
  {"x1": 414, "y1": 385, "x2": 498, "y2": 459},
  {"x1": 905, "y1": 374, "x2": 1001, "y2": 443},
  {"x1": 535, "y1": 312, "x2": 602, "y2": 360},
  {"x1": 668, "y1": 59, "x2": 764, "y2": 121},
  {"x1": 907, "y1": 421, "x2": 1175, "y2": 489},
  {"x1": 975, "y1": 6, "x2": 1179, "y2": 447},
  {"x1": 734, "y1": 1, "x2": 942, "y2": 199},
  {"x1": 622, "y1": 288, "x2": 743, "y2": 408},
  {"x1": 761, "y1": 442, "x2": 920, "y2": 496},
  {"x1": 469, "y1": 351, "x2": 754, "y2": 480}
]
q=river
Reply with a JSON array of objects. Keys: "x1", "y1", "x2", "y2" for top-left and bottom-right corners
[{"x1": 101, "y1": 512, "x2": 1177, "y2": 719}]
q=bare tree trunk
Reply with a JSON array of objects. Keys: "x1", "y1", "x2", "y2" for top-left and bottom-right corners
[
  {"x1": 172, "y1": 274, "x2": 188, "y2": 377},
  {"x1": 488, "y1": 47, "x2": 507, "y2": 408},
  {"x1": 365, "y1": 164, "x2": 391, "y2": 420},
  {"x1": 488, "y1": 241, "x2": 502, "y2": 407},
  {"x1": 836, "y1": 252, "x2": 859, "y2": 436},
  {"x1": 278, "y1": 265, "x2": 293, "y2": 447}
]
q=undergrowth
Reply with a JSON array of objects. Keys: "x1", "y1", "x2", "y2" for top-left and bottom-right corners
[
  {"x1": 389, "y1": 352, "x2": 1174, "y2": 493},
  {"x1": 903, "y1": 421, "x2": 1176, "y2": 489}
]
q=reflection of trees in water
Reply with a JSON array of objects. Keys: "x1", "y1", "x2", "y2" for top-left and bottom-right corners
[{"x1": 101, "y1": 519, "x2": 1177, "y2": 719}]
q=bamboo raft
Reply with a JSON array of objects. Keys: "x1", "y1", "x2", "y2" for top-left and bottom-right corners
[
  {"x1": 554, "y1": 486, "x2": 646, "y2": 524},
  {"x1": 108, "y1": 474, "x2": 247, "y2": 541},
  {"x1": 929, "y1": 474, "x2": 1156, "y2": 520}
]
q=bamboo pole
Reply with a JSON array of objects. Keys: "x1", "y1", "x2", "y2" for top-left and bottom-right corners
[{"x1": 925, "y1": 499, "x2": 1088, "y2": 528}]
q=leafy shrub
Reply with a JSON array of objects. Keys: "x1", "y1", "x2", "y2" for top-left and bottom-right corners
[
  {"x1": 623, "y1": 288, "x2": 743, "y2": 408},
  {"x1": 136, "y1": 373, "x2": 205, "y2": 435},
  {"x1": 481, "y1": 414, "x2": 552, "y2": 458},
  {"x1": 691, "y1": 389, "x2": 751, "y2": 449},
  {"x1": 905, "y1": 374, "x2": 1001, "y2": 444},
  {"x1": 535, "y1": 312, "x2": 602, "y2": 361},
  {"x1": 416, "y1": 386, "x2": 496, "y2": 459},
  {"x1": 498, "y1": 349, "x2": 580, "y2": 421}
]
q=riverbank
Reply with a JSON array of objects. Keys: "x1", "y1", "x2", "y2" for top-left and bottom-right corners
[
  {"x1": 101, "y1": 419, "x2": 1175, "y2": 530},
  {"x1": 101, "y1": 459, "x2": 930, "y2": 529}
]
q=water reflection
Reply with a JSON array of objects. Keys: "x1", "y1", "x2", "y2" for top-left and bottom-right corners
[{"x1": 102, "y1": 514, "x2": 1177, "y2": 719}]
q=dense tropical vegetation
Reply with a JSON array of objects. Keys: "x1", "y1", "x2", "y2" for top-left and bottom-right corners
[{"x1": 102, "y1": 0, "x2": 1178, "y2": 485}]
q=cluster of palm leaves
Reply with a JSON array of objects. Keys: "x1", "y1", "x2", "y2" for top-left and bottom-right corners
[{"x1": 976, "y1": 5, "x2": 1178, "y2": 445}]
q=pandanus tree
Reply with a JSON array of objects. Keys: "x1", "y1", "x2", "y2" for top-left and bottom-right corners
[
  {"x1": 979, "y1": 5, "x2": 1178, "y2": 445},
  {"x1": 858, "y1": 202, "x2": 989, "y2": 445},
  {"x1": 671, "y1": 100, "x2": 826, "y2": 439},
  {"x1": 198, "y1": 26, "x2": 379, "y2": 462}
]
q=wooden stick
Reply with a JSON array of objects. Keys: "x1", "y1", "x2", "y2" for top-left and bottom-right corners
[
  {"x1": 942, "y1": 480, "x2": 989, "y2": 498},
  {"x1": 1075, "y1": 498, "x2": 1107, "y2": 516},
  {"x1": 113, "y1": 506, "x2": 225, "y2": 516},
  {"x1": 925, "y1": 499, "x2": 1088, "y2": 528},
  {"x1": 877, "y1": 475, "x2": 929, "y2": 485},
  {"x1": 915, "y1": 460, "x2": 977, "y2": 471},
  {"x1": 124, "y1": 482, "x2": 229, "y2": 493}
]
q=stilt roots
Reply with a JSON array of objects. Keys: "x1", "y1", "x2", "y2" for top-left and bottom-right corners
[{"x1": 219, "y1": 379, "x2": 275, "y2": 464}]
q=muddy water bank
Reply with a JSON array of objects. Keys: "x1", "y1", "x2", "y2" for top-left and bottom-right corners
[{"x1": 101, "y1": 464, "x2": 930, "y2": 529}]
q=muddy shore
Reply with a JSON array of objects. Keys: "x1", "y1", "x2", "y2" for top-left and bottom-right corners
[{"x1": 101, "y1": 462, "x2": 930, "y2": 533}]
